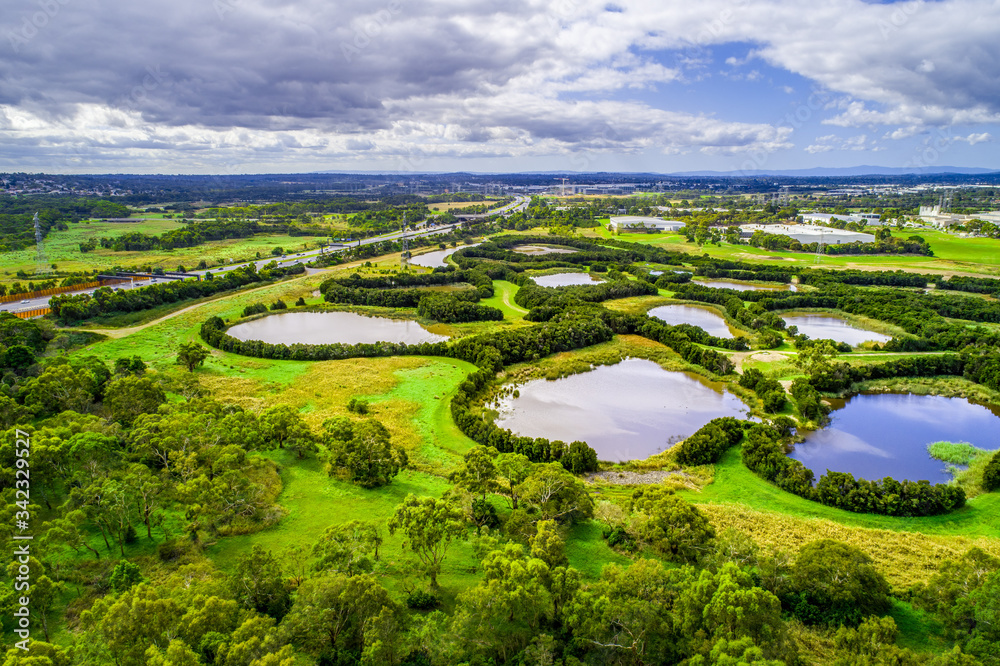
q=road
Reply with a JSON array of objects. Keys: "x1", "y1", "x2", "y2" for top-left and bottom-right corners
[{"x1": 0, "y1": 211, "x2": 508, "y2": 315}]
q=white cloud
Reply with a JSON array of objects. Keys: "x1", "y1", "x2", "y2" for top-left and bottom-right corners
[{"x1": 0, "y1": 0, "x2": 997, "y2": 170}]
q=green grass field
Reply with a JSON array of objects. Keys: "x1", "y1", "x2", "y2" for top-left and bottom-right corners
[
  {"x1": 0, "y1": 217, "x2": 327, "y2": 283},
  {"x1": 588, "y1": 222, "x2": 1000, "y2": 277}
]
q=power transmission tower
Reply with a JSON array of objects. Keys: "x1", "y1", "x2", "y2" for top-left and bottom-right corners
[
  {"x1": 814, "y1": 227, "x2": 826, "y2": 264},
  {"x1": 33, "y1": 212, "x2": 48, "y2": 274},
  {"x1": 400, "y1": 211, "x2": 409, "y2": 269}
]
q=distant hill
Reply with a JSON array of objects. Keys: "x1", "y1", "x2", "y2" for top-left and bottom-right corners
[{"x1": 664, "y1": 166, "x2": 1000, "y2": 177}]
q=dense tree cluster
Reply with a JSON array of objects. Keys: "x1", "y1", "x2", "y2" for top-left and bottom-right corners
[
  {"x1": 741, "y1": 424, "x2": 966, "y2": 516},
  {"x1": 50, "y1": 262, "x2": 305, "y2": 323},
  {"x1": 674, "y1": 417, "x2": 746, "y2": 466}
]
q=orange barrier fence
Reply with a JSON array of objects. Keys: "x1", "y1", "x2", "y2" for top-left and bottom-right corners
[
  {"x1": 11, "y1": 308, "x2": 51, "y2": 319},
  {"x1": 0, "y1": 277, "x2": 135, "y2": 304}
]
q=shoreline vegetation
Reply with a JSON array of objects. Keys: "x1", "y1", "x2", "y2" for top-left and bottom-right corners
[{"x1": 6, "y1": 193, "x2": 1000, "y2": 664}]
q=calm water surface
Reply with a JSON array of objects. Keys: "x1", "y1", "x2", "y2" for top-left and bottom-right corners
[
  {"x1": 648, "y1": 305, "x2": 735, "y2": 339},
  {"x1": 493, "y1": 358, "x2": 750, "y2": 461},
  {"x1": 790, "y1": 393, "x2": 1000, "y2": 482},
  {"x1": 532, "y1": 273, "x2": 604, "y2": 287},
  {"x1": 782, "y1": 314, "x2": 891, "y2": 345},
  {"x1": 410, "y1": 242, "x2": 481, "y2": 268},
  {"x1": 227, "y1": 311, "x2": 447, "y2": 345},
  {"x1": 696, "y1": 279, "x2": 793, "y2": 292},
  {"x1": 513, "y1": 245, "x2": 578, "y2": 255}
]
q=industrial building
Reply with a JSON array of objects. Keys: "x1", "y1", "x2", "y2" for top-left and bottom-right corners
[
  {"x1": 739, "y1": 224, "x2": 875, "y2": 244},
  {"x1": 608, "y1": 216, "x2": 685, "y2": 233}
]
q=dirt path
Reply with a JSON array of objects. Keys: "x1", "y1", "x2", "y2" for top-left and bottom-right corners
[
  {"x1": 727, "y1": 349, "x2": 793, "y2": 373},
  {"x1": 68, "y1": 273, "x2": 328, "y2": 339},
  {"x1": 500, "y1": 284, "x2": 528, "y2": 313}
]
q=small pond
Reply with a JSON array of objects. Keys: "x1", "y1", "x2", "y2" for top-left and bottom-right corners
[
  {"x1": 532, "y1": 272, "x2": 604, "y2": 288},
  {"x1": 513, "y1": 244, "x2": 578, "y2": 255},
  {"x1": 227, "y1": 311, "x2": 448, "y2": 345},
  {"x1": 696, "y1": 279, "x2": 794, "y2": 292},
  {"x1": 410, "y1": 242, "x2": 481, "y2": 268},
  {"x1": 492, "y1": 358, "x2": 750, "y2": 461},
  {"x1": 782, "y1": 313, "x2": 891, "y2": 345},
  {"x1": 790, "y1": 393, "x2": 1000, "y2": 483},
  {"x1": 648, "y1": 304, "x2": 735, "y2": 339}
]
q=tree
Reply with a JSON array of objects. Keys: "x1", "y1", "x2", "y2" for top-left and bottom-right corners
[
  {"x1": 22, "y1": 362, "x2": 100, "y2": 415},
  {"x1": 176, "y1": 342, "x2": 209, "y2": 372},
  {"x1": 516, "y1": 462, "x2": 594, "y2": 524},
  {"x1": 105, "y1": 375, "x2": 166, "y2": 427},
  {"x1": 530, "y1": 519, "x2": 568, "y2": 569},
  {"x1": 313, "y1": 520, "x2": 383, "y2": 575},
  {"x1": 229, "y1": 545, "x2": 291, "y2": 620},
  {"x1": 388, "y1": 495, "x2": 466, "y2": 589},
  {"x1": 783, "y1": 539, "x2": 891, "y2": 626},
  {"x1": 983, "y1": 450, "x2": 1000, "y2": 492},
  {"x1": 326, "y1": 418, "x2": 407, "y2": 488},
  {"x1": 451, "y1": 544, "x2": 553, "y2": 662},
  {"x1": 280, "y1": 573, "x2": 400, "y2": 660},
  {"x1": 260, "y1": 404, "x2": 315, "y2": 457},
  {"x1": 110, "y1": 559, "x2": 143, "y2": 593},
  {"x1": 629, "y1": 486, "x2": 715, "y2": 564},
  {"x1": 449, "y1": 445, "x2": 499, "y2": 499},
  {"x1": 495, "y1": 452, "x2": 533, "y2": 509}
]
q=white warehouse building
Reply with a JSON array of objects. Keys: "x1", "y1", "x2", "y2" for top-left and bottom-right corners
[{"x1": 608, "y1": 216, "x2": 685, "y2": 233}]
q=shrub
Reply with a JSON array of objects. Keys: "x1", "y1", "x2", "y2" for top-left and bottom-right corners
[
  {"x1": 406, "y1": 590, "x2": 440, "y2": 610},
  {"x1": 984, "y1": 451, "x2": 1000, "y2": 492}
]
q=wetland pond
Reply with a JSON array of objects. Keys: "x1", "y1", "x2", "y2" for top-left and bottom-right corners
[
  {"x1": 512, "y1": 244, "x2": 578, "y2": 255},
  {"x1": 782, "y1": 313, "x2": 892, "y2": 345},
  {"x1": 695, "y1": 279, "x2": 795, "y2": 292},
  {"x1": 532, "y1": 272, "x2": 604, "y2": 287},
  {"x1": 648, "y1": 304, "x2": 735, "y2": 339},
  {"x1": 790, "y1": 393, "x2": 1000, "y2": 483},
  {"x1": 227, "y1": 311, "x2": 448, "y2": 345},
  {"x1": 492, "y1": 358, "x2": 749, "y2": 462},
  {"x1": 410, "y1": 242, "x2": 481, "y2": 268}
]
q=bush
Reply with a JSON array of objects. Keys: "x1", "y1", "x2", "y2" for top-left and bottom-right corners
[
  {"x1": 347, "y1": 398, "x2": 369, "y2": 415},
  {"x1": 984, "y1": 451, "x2": 1000, "y2": 492},
  {"x1": 783, "y1": 539, "x2": 892, "y2": 626},
  {"x1": 406, "y1": 590, "x2": 440, "y2": 610},
  {"x1": 242, "y1": 302, "x2": 268, "y2": 317},
  {"x1": 270, "y1": 299, "x2": 287, "y2": 311},
  {"x1": 157, "y1": 539, "x2": 189, "y2": 562}
]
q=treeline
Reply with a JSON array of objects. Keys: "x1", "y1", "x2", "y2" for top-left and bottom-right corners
[
  {"x1": 513, "y1": 277, "x2": 658, "y2": 309},
  {"x1": 417, "y1": 294, "x2": 503, "y2": 323},
  {"x1": 738, "y1": 422, "x2": 965, "y2": 517},
  {"x1": 671, "y1": 281, "x2": 1000, "y2": 351},
  {"x1": 80, "y1": 219, "x2": 319, "y2": 252},
  {"x1": 0, "y1": 197, "x2": 132, "y2": 251},
  {"x1": 748, "y1": 231, "x2": 933, "y2": 256},
  {"x1": 50, "y1": 262, "x2": 305, "y2": 323}
]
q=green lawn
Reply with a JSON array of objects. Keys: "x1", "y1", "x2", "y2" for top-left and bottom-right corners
[{"x1": 1, "y1": 217, "x2": 327, "y2": 283}]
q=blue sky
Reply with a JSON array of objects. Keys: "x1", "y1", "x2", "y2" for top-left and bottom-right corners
[{"x1": 0, "y1": 0, "x2": 997, "y2": 173}]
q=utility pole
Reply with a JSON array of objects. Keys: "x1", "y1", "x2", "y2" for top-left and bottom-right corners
[{"x1": 401, "y1": 211, "x2": 409, "y2": 269}]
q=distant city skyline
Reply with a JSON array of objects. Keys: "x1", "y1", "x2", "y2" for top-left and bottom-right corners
[{"x1": 1, "y1": 0, "x2": 997, "y2": 174}]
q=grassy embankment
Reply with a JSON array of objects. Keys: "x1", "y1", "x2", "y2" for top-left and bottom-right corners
[{"x1": 0, "y1": 216, "x2": 333, "y2": 286}]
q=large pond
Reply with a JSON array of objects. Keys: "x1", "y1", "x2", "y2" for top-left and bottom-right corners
[
  {"x1": 532, "y1": 272, "x2": 604, "y2": 288},
  {"x1": 790, "y1": 393, "x2": 1000, "y2": 483},
  {"x1": 227, "y1": 311, "x2": 448, "y2": 345},
  {"x1": 513, "y1": 244, "x2": 578, "y2": 255},
  {"x1": 695, "y1": 279, "x2": 794, "y2": 292},
  {"x1": 492, "y1": 358, "x2": 749, "y2": 461},
  {"x1": 410, "y1": 242, "x2": 481, "y2": 268},
  {"x1": 648, "y1": 304, "x2": 735, "y2": 339},
  {"x1": 782, "y1": 314, "x2": 892, "y2": 345}
]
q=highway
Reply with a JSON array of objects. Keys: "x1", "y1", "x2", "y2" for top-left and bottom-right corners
[{"x1": 0, "y1": 198, "x2": 528, "y2": 316}]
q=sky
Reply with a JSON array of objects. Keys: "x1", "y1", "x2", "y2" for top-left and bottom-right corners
[{"x1": 1, "y1": 0, "x2": 998, "y2": 174}]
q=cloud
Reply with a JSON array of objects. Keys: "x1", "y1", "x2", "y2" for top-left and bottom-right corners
[{"x1": 0, "y1": 0, "x2": 997, "y2": 170}]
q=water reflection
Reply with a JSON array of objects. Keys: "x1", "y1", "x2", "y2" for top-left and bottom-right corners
[
  {"x1": 532, "y1": 273, "x2": 604, "y2": 287},
  {"x1": 648, "y1": 305, "x2": 735, "y2": 339},
  {"x1": 410, "y1": 242, "x2": 482, "y2": 268},
  {"x1": 782, "y1": 314, "x2": 891, "y2": 345},
  {"x1": 227, "y1": 311, "x2": 447, "y2": 345},
  {"x1": 791, "y1": 393, "x2": 1000, "y2": 482},
  {"x1": 696, "y1": 279, "x2": 792, "y2": 292},
  {"x1": 493, "y1": 358, "x2": 749, "y2": 461}
]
